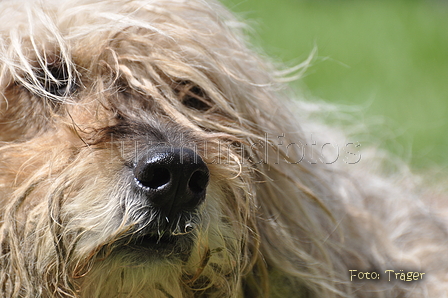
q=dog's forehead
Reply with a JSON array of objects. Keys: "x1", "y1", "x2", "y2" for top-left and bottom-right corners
[
  {"x1": 0, "y1": 0, "x2": 251, "y2": 101},
  {"x1": 0, "y1": 0, "x2": 230, "y2": 52},
  {"x1": 0, "y1": 0, "x2": 283, "y2": 147}
]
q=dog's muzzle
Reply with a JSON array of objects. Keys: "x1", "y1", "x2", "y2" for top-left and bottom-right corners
[
  {"x1": 133, "y1": 147, "x2": 209, "y2": 220},
  {"x1": 118, "y1": 147, "x2": 210, "y2": 255}
]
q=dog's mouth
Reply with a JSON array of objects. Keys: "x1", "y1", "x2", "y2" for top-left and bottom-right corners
[
  {"x1": 131, "y1": 232, "x2": 181, "y2": 248},
  {"x1": 117, "y1": 224, "x2": 197, "y2": 258}
]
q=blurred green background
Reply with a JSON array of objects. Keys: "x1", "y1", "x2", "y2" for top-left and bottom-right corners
[{"x1": 222, "y1": 0, "x2": 448, "y2": 170}]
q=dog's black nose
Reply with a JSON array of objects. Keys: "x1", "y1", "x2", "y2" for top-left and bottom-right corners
[{"x1": 133, "y1": 147, "x2": 209, "y2": 218}]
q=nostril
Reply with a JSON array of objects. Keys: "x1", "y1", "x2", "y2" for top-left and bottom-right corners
[
  {"x1": 132, "y1": 147, "x2": 209, "y2": 216},
  {"x1": 136, "y1": 166, "x2": 171, "y2": 189},
  {"x1": 188, "y1": 170, "x2": 209, "y2": 194}
]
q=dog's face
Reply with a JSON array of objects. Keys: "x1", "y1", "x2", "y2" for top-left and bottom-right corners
[
  {"x1": 0, "y1": 0, "x2": 283, "y2": 296},
  {"x1": 5, "y1": 1, "x2": 447, "y2": 298}
]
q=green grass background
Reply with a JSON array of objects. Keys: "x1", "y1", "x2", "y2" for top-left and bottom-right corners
[{"x1": 222, "y1": 0, "x2": 448, "y2": 170}]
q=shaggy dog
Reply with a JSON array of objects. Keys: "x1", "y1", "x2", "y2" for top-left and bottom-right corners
[{"x1": 0, "y1": 0, "x2": 447, "y2": 297}]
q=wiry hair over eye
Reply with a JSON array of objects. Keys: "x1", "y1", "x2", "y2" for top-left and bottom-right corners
[
  {"x1": 35, "y1": 58, "x2": 77, "y2": 98},
  {"x1": 0, "y1": 4, "x2": 79, "y2": 103},
  {"x1": 174, "y1": 81, "x2": 213, "y2": 112},
  {"x1": 22, "y1": 54, "x2": 78, "y2": 102}
]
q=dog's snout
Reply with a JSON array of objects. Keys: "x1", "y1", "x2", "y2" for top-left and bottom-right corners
[{"x1": 133, "y1": 147, "x2": 209, "y2": 217}]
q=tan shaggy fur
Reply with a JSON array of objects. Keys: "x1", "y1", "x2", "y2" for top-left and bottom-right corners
[{"x1": 1, "y1": 0, "x2": 448, "y2": 297}]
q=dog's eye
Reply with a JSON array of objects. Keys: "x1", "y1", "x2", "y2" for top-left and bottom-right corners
[
  {"x1": 29, "y1": 61, "x2": 77, "y2": 99},
  {"x1": 40, "y1": 63, "x2": 76, "y2": 97},
  {"x1": 176, "y1": 83, "x2": 212, "y2": 112}
]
